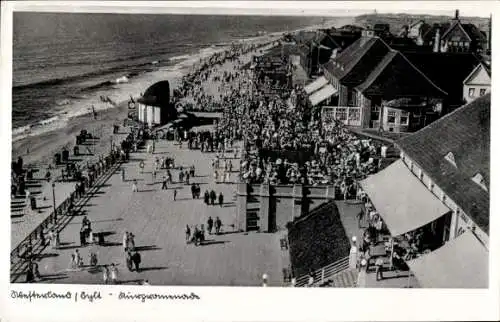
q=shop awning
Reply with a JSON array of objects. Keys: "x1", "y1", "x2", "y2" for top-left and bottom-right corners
[
  {"x1": 309, "y1": 84, "x2": 338, "y2": 106},
  {"x1": 304, "y1": 76, "x2": 328, "y2": 94},
  {"x1": 359, "y1": 159, "x2": 450, "y2": 237},
  {"x1": 407, "y1": 231, "x2": 488, "y2": 288}
]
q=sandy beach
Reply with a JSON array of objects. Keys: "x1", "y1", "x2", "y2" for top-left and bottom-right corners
[{"x1": 11, "y1": 35, "x2": 280, "y2": 169}]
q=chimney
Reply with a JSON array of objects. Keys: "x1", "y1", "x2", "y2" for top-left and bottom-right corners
[
  {"x1": 433, "y1": 28, "x2": 441, "y2": 52},
  {"x1": 455, "y1": 9, "x2": 460, "y2": 20}
]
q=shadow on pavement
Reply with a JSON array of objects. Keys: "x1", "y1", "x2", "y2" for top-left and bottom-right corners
[
  {"x1": 201, "y1": 240, "x2": 229, "y2": 246},
  {"x1": 137, "y1": 266, "x2": 168, "y2": 272},
  {"x1": 135, "y1": 245, "x2": 161, "y2": 251}
]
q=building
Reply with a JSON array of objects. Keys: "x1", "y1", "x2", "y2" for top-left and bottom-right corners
[
  {"x1": 298, "y1": 30, "x2": 361, "y2": 77},
  {"x1": 315, "y1": 32, "x2": 446, "y2": 132},
  {"x1": 419, "y1": 10, "x2": 488, "y2": 54},
  {"x1": 403, "y1": 51, "x2": 482, "y2": 109},
  {"x1": 360, "y1": 93, "x2": 490, "y2": 287},
  {"x1": 463, "y1": 62, "x2": 491, "y2": 103},
  {"x1": 137, "y1": 80, "x2": 176, "y2": 127}
]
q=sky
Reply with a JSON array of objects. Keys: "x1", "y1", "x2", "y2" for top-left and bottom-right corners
[{"x1": 7, "y1": 1, "x2": 495, "y2": 18}]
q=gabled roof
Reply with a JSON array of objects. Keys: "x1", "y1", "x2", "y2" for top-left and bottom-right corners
[
  {"x1": 441, "y1": 20, "x2": 473, "y2": 42},
  {"x1": 326, "y1": 36, "x2": 392, "y2": 86},
  {"x1": 422, "y1": 23, "x2": 450, "y2": 43},
  {"x1": 461, "y1": 23, "x2": 487, "y2": 42},
  {"x1": 403, "y1": 52, "x2": 482, "y2": 105},
  {"x1": 397, "y1": 94, "x2": 490, "y2": 233},
  {"x1": 463, "y1": 62, "x2": 492, "y2": 84},
  {"x1": 355, "y1": 50, "x2": 447, "y2": 99}
]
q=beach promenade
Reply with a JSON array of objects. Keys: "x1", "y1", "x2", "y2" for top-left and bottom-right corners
[{"x1": 29, "y1": 134, "x2": 285, "y2": 286}]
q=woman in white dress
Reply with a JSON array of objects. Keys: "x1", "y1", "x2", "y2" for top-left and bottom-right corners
[
  {"x1": 110, "y1": 264, "x2": 118, "y2": 284},
  {"x1": 102, "y1": 265, "x2": 109, "y2": 284}
]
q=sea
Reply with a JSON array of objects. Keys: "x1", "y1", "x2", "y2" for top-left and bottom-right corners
[{"x1": 12, "y1": 12, "x2": 333, "y2": 141}]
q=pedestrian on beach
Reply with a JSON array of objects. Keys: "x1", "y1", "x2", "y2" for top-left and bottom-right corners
[
  {"x1": 162, "y1": 176, "x2": 168, "y2": 190},
  {"x1": 126, "y1": 251, "x2": 133, "y2": 271},
  {"x1": 185, "y1": 225, "x2": 191, "y2": 243},
  {"x1": 89, "y1": 251, "x2": 98, "y2": 267},
  {"x1": 204, "y1": 190, "x2": 210, "y2": 205},
  {"x1": 191, "y1": 183, "x2": 196, "y2": 199},
  {"x1": 127, "y1": 233, "x2": 135, "y2": 251},
  {"x1": 110, "y1": 263, "x2": 118, "y2": 284},
  {"x1": 375, "y1": 257, "x2": 384, "y2": 281},
  {"x1": 132, "y1": 250, "x2": 141, "y2": 272},
  {"x1": 219, "y1": 192, "x2": 224, "y2": 207},
  {"x1": 121, "y1": 168, "x2": 125, "y2": 182},
  {"x1": 123, "y1": 232, "x2": 129, "y2": 251},
  {"x1": 357, "y1": 209, "x2": 364, "y2": 228},
  {"x1": 207, "y1": 216, "x2": 214, "y2": 235},
  {"x1": 215, "y1": 216, "x2": 222, "y2": 235},
  {"x1": 210, "y1": 190, "x2": 216, "y2": 205},
  {"x1": 173, "y1": 189, "x2": 178, "y2": 201},
  {"x1": 132, "y1": 179, "x2": 138, "y2": 192}
]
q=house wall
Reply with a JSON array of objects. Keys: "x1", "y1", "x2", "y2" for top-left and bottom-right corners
[
  {"x1": 441, "y1": 24, "x2": 471, "y2": 52},
  {"x1": 463, "y1": 66, "x2": 491, "y2": 103},
  {"x1": 338, "y1": 84, "x2": 349, "y2": 106},
  {"x1": 400, "y1": 152, "x2": 489, "y2": 248},
  {"x1": 381, "y1": 106, "x2": 410, "y2": 133}
]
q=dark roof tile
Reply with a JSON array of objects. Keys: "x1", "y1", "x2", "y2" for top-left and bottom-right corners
[{"x1": 396, "y1": 94, "x2": 490, "y2": 233}]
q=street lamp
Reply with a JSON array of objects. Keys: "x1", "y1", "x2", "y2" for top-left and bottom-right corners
[{"x1": 52, "y1": 182, "x2": 56, "y2": 221}]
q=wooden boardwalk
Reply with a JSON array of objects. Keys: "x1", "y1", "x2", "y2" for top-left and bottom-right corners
[{"x1": 27, "y1": 134, "x2": 285, "y2": 286}]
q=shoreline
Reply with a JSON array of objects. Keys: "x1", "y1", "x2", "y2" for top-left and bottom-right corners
[{"x1": 11, "y1": 37, "x2": 278, "y2": 168}]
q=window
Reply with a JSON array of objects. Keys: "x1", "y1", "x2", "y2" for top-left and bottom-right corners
[
  {"x1": 472, "y1": 173, "x2": 488, "y2": 191},
  {"x1": 371, "y1": 106, "x2": 380, "y2": 121},
  {"x1": 400, "y1": 111, "x2": 409, "y2": 125},
  {"x1": 348, "y1": 108, "x2": 360, "y2": 121},
  {"x1": 444, "y1": 152, "x2": 457, "y2": 168},
  {"x1": 336, "y1": 107, "x2": 347, "y2": 121},
  {"x1": 387, "y1": 111, "x2": 396, "y2": 124},
  {"x1": 468, "y1": 88, "x2": 476, "y2": 97},
  {"x1": 480, "y1": 88, "x2": 486, "y2": 96}
]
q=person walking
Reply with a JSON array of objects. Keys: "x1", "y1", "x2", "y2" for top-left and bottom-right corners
[
  {"x1": 162, "y1": 176, "x2": 168, "y2": 190},
  {"x1": 123, "y1": 232, "x2": 129, "y2": 252},
  {"x1": 173, "y1": 189, "x2": 178, "y2": 201},
  {"x1": 121, "y1": 168, "x2": 126, "y2": 182},
  {"x1": 185, "y1": 225, "x2": 191, "y2": 243},
  {"x1": 356, "y1": 208, "x2": 364, "y2": 229},
  {"x1": 110, "y1": 263, "x2": 118, "y2": 284},
  {"x1": 218, "y1": 192, "x2": 224, "y2": 207},
  {"x1": 102, "y1": 265, "x2": 110, "y2": 284},
  {"x1": 204, "y1": 190, "x2": 210, "y2": 205},
  {"x1": 132, "y1": 251, "x2": 141, "y2": 272},
  {"x1": 127, "y1": 233, "x2": 135, "y2": 251},
  {"x1": 132, "y1": 179, "x2": 138, "y2": 192},
  {"x1": 215, "y1": 216, "x2": 222, "y2": 235},
  {"x1": 191, "y1": 184, "x2": 196, "y2": 199},
  {"x1": 375, "y1": 257, "x2": 384, "y2": 281},
  {"x1": 126, "y1": 251, "x2": 133, "y2": 271},
  {"x1": 210, "y1": 190, "x2": 216, "y2": 206},
  {"x1": 207, "y1": 217, "x2": 214, "y2": 235}
]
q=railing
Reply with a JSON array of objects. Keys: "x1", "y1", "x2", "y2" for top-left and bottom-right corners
[
  {"x1": 10, "y1": 148, "x2": 128, "y2": 282},
  {"x1": 294, "y1": 256, "x2": 350, "y2": 287}
]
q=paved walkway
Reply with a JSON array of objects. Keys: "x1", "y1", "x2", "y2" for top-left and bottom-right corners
[
  {"x1": 11, "y1": 131, "x2": 130, "y2": 251},
  {"x1": 29, "y1": 132, "x2": 285, "y2": 286}
]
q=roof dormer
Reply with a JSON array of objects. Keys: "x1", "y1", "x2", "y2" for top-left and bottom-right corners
[
  {"x1": 472, "y1": 173, "x2": 488, "y2": 191},
  {"x1": 444, "y1": 151, "x2": 457, "y2": 168}
]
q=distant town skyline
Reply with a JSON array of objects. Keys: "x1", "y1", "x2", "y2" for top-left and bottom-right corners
[{"x1": 8, "y1": 1, "x2": 494, "y2": 18}]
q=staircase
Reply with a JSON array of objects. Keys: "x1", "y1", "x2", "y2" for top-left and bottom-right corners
[{"x1": 295, "y1": 256, "x2": 355, "y2": 287}]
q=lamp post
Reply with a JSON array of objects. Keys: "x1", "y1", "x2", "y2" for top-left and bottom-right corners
[{"x1": 52, "y1": 182, "x2": 56, "y2": 221}]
